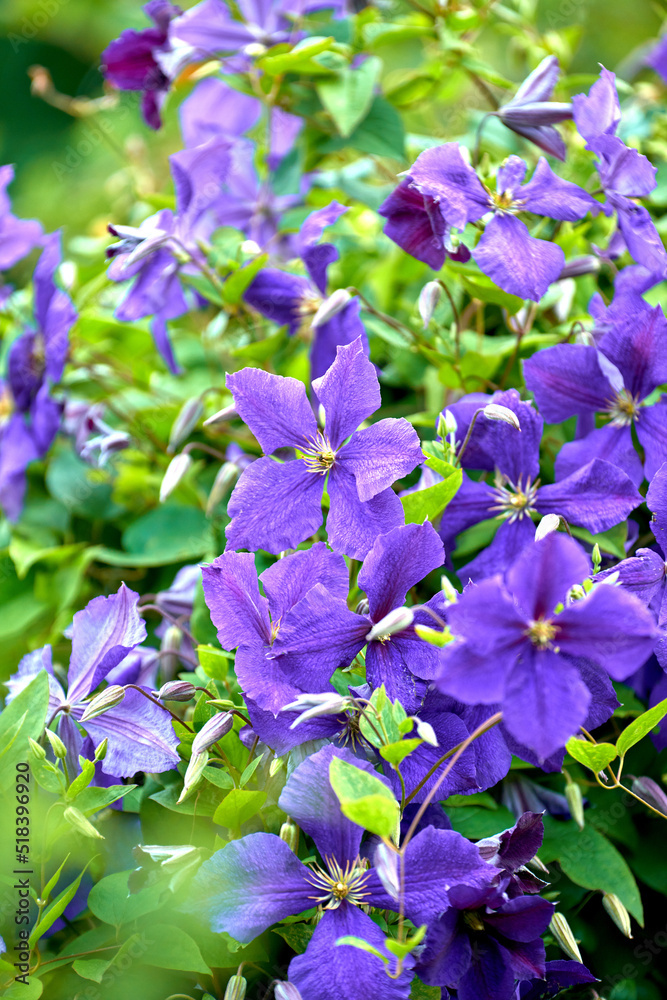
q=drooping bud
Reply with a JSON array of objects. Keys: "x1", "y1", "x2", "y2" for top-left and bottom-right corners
[
  {"x1": 158, "y1": 680, "x2": 197, "y2": 703},
  {"x1": 418, "y1": 281, "x2": 441, "y2": 328},
  {"x1": 167, "y1": 397, "x2": 204, "y2": 453},
  {"x1": 224, "y1": 974, "x2": 247, "y2": 1000},
  {"x1": 28, "y1": 738, "x2": 47, "y2": 760},
  {"x1": 482, "y1": 403, "x2": 521, "y2": 430},
  {"x1": 414, "y1": 624, "x2": 451, "y2": 647},
  {"x1": 64, "y1": 806, "x2": 104, "y2": 840},
  {"x1": 565, "y1": 780, "x2": 585, "y2": 830},
  {"x1": 414, "y1": 718, "x2": 438, "y2": 746},
  {"x1": 177, "y1": 750, "x2": 209, "y2": 804},
  {"x1": 160, "y1": 453, "x2": 192, "y2": 502},
  {"x1": 191, "y1": 712, "x2": 234, "y2": 756},
  {"x1": 206, "y1": 461, "x2": 241, "y2": 516},
  {"x1": 374, "y1": 842, "x2": 400, "y2": 900},
  {"x1": 549, "y1": 912, "x2": 582, "y2": 962},
  {"x1": 311, "y1": 289, "x2": 352, "y2": 328},
  {"x1": 79, "y1": 685, "x2": 126, "y2": 723},
  {"x1": 159, "y1": 624, "x2": 184, "y2": 679},
  {"x1": 366, "y1": 606, "x2": 414, "y2": 642},
  {"x1": 535, "y1": 513, "x2": 562, "y2": 541},
  {"x1": 274, "y1": 983, "x2": 303, "y2": 1000},
  {"x1": 203, "y1": 403, "x2": 238, "y2": 428},
  {"x1": 631, "y1": 776, "x2": 667, "y2": 816},
  {"x1": 282, "y1": 692, "x2": 352, "y2": 728},
  {"x1": 602, "y1": 892, "x2": 633, "y2": 938},
  {"x1": 44, "y1": 728, "x2": 68, "y2": 759},
  {"x1": 279, "y1": 820, "x2": 299, "y2": 852}
]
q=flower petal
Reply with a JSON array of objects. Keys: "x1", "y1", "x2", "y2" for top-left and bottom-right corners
[
  {"x1": 473, "y1": 215, "x2": 564, "y2": 302},
  {"x1": 358, "y1": 521, "x2": 444, "y2": 622},
  {"x1": 202, "y1": 550, "x2": 271, "y2": 650},
  {"x1": 535, "y1": 457, "x2": 642, "y2": 534},
  {"x1": 326, "y1": 465, "x2": 404, "y2": 560},
  {"x1": 225, "y1": 367, "x2": 317, "y2": 455},
  {"x1": 260, "y1": 541, "x2": 348, "y2": 622},
  {"x1": 505, "y1": 532, "x2": 590, "y2": 621},
  {"x1": 313, "y1": 336, "x2": 380, "y2": 450},
  {"x1": 81, "y1": 687, "x2": 180, "y2": 777},
  {"x1": 523, "y1": 343, "x2": 613, "y2": 423}
]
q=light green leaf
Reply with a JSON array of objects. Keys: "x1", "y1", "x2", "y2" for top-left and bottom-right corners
[
  {"x1": 385, "y1": 924, "x2": 427, "y2": 959},
  {"x1": 335, "y1": 935, "x2": 388, "y2": 964},
  {"x1": 0, "y1": 671, "x2": 49, "y2": 792},
  {"x1": 240, "y1": 755, "x2": 263, "y2": 787},
  {"x1": 379, "y1": 738, "x2": 422, "y2": 766},
  {"x1": 616, "y1": 697, "x2": 667, "y2": 758},
  {"x1": 259, "y1": 36, "x2": 337, "y2": 75},
  {"x1": 197, "y1": 645, "x2": 232, "y2": 679},
  {"x1": 402, "y1": 457, "x2": 462, "y2": 525},
  {"x1": 213, "y1": 789, "x2": 267, "y2": 829},
  {"x1": 142, "y1": 923, "x2": 211, "y2": 974},
  {"x1": 29, "y1": 862, "x2": 92, "y2": 946},
  {"x1": 223, "y1": 254, "x2": 268, "y2": 304},
  {"x1": 329, "y1": 756, "x2": 399, "y2": 840},
  {"x1": 317, "y1": 57, "x2": 382, "y2": 137},
  {"x1": 565, "y1": 737, "x2": 618, "y2": 772},
  {"x1": 87, "y1": 871, "x2": 164, "y2": 927}
]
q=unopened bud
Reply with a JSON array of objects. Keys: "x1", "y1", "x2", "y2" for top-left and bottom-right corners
[
  {"x1": 206, "y1": 461, "x2": 241, "y2": 515},
  {"x1": 311, "y1": 289, "x2": 352, "y2": 328},
  {"x1": 28, "y1": 738, "x2": 47, "y2": 760},
  {"x1": 438, "y1": 409, "x2": 458, "y2": 438},
  {"x1": 80, "y1": 685, "x2": 125, "y2": 723},
  {"x1": 282, "y1": 692, "x2": 351, "y2": 728},
  {"x1": 355, "y1": 597, "x2": 370, "y2": 615},
  {"x1": 418, "y1": 281, "x2": 441, "y2": 328},
  {"x1": 64, "y1": 806, "x2": 104, "y2": 840},
  {"x1": 191, "y1": 712, "x2": 234, "y2": 755},
  {"x1": 224, "y1": 974, "x2": 247, "y2": 1000},
  {"x1": 482, "y1": 403, "x2": 521, "y2": 430},
  {"x1": 160, "y1": 453, "x2": 192, "y2": 502},
  {"x1": 631, "y1": 776, "x2": 667, "y2": 816},
  {"x1": 535, "y1": 513, "x2": 562, "y2": 541},
  {"x1": 243, "y1": 41, "x2": 267, "y2": 57},
  {"x1": 269, "y1": 756, "x2": 285, "y2": 777},
  {"x1": 240, "y1": 239, "x2": 261, "y2": 255},
  {"x1": 44, "y1": 728, "x2": 68, "y2": 759},
  {"x1": 414, "y1": 624, "x2": 451, "y2": 647},
  {"x1": 565, "y1": 780, "x2": 585, "y2": 830},
  {"x1": 602, "y1": 892, "x2": 633, "y2": 938},
  {"x1": 280, "y1": 820, "x2": 299, "y2": 852},
  {"x1": 159, "y1": 624, "x2": 184, "y2": 678},
  {"x1": 168, "y1": 397, "x2": 204, "y2": 453},
  {"x1": 441, "y1": 575, "x2": 459, "y2": 604},
  {"x1": 94, "y1": 738, "x2": 108, "y2": 761},
  {"x1": 203, "y1": 403, "x2": 238, "y2": 427},
  {"x1": 591, "y1": 543, "x2": 602, "y2": 573},
  {"x1": 158, "y1": 680, "x2": 197, "y2": 702},
  {"x1": 374, "y1": 841, "x2": 400, "y2": 900},
  {"x1": 178, "y1": 750, "x2": 209, "y2": 803},
  {"x1": 549, "y1": 912, "x2": 582, "y2": 962},
  {"x1": 414, "y1": 718, "x2": 438, "y2": 746},
  {"x1": 274, "y1": 983, "x2": 303, "y2": 1000},
  {"x1": 366, "y1": 606, "x2": 414, "y2": 642}
]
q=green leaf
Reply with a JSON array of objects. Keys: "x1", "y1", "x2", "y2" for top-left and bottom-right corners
[
  {"x1": 460, "y1": 276, "x2": 523, "y2": 314},
  {"x1": 223, "y1": 254, "x2": 268, "y2": 304},
  {"x1": 446, "y1": 805, "x2": 516, "y2": 840},
  {"x1": 379, "y1": 738, "x2": 422, "y2": 766},
  {"x1": 540, "y1": 817, "x2": 643, "y2": 924},
  {"x1": 72, "y1": 938, "x2": 143, "y2": 985},
  {"x1": 180, "y1": 271, "x2": 225, "y2": 307},
  {"x1": 385, "y1": 924, "x2": 427, "y2": 959},
  {"x1": 616, "y1": 697, "x2": 667, "y2": 758},
  {"x1": 87, "y1": 871, "x2": 164, "y2": 927},
  {"x1": 41, "y1": 854, "x2": 71, "y2": 903},
  {"x1": 240, "y1": 755, "x2": 263, "y2": 787},
  {"x1": 0, "y1": 671, "x2": 49, "y2": 792},
  {"x1": 410, "y1": 980, "x2": 442, "y2": 998},
  {"x1": 73, "y1": 784, "x2": 136, "y2": 814},
  {"x1": 142, "y1": 923, "x2": 211, "y2": 974},
  {"x1": 0, "y1": 979, "x2": 43, "y2": 998},
  {"x1": 213, "y1": 789, "x2": 267, "y2": 829},
  {"x1": 358, "y1": 685, "x2": 408, "y2": 747},
  {"x1": 317, "y1": 57, "x2": 382, "y2": 137},
  {"x1": 197, "y1": 644, "x2": 232, "y2": 679},
  {"x1": 402, "y1": 457, "x2": 462, "y2": 524},
  {"x1": 565, "y1": 737, "x2": 618, "y2": 772},
  {"x1": 335, "y1": 935, "x2": 388, "y2": 964},
  {"x1": 339, "y1": 96, "x2": 405, "y2": 159},
  {"x1": 259, "y1": 36, "x2": 338, "y2": 75},
  {"x1": 273, "y1": 922, "x2": 314, "y2": 955},
  {"x1": 329, "y1": 756, "x2": 399, "y2": 840},
  {"x1": 29, "y1": 862, "x2": 92, "y2": 946}
]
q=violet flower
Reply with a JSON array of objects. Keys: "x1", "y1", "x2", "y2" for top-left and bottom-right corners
[
  {"x1": 6, "y1": 584, "x2": 179, "y2": 777},
  {"x1": 0, "y1": 164, "x2": 43, "y2": 270},
  {"x1": 244, "y1": 201, "x2": 368, "y2": 379},
  {"x1": 523, "y1": 296, "x2": 667, "y2": 485},
  {"x1": 495, "y1": 56, "x2": 573, "y2": 161},
  {"x1": 63, "y1": 400, "x2": 130, "y2": 467},
  {"x1": 0, "y1": 233, "x2": 76, "y2": 521},
  {"x1": 435, "y1": 532, "x2": 656, "y2": 760},
  {"x1": 187, "y1": 743, "x2": 491, "y2": 1000},
  {"x1": 224, "y1": 337, "x2": 423, "y2": 558},
  {"x1": 572, "y1": 67, "x2": 667, "y2": 274},
  {"x1": 518, "y1": 960, "x2": 597, "y2": 999},
  {"x1": 437, "y1": 389, "x2": 642, "y2": 580},
  {"x1": 476, "y1": 812, "x2": 547, "y2": 899}
]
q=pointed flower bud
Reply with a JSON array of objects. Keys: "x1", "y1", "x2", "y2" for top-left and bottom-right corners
[
  {"x1": 438, "y1": 409, "x2": 458, "y2": 438},
  {"x1": 565, "y1": 780, "x2": 585, "y2": 830},
  {"x1": 64, "y1": 806, "x2": 104, "y2": 840},
  {"x1": 282, "y1": 692, "x2": 352, "y2": 728},
  {"x1": 414, "y1": 718, "x2": 438, "y2": 746},
  {"x1": 418, "y1": 280, "x2": 441, "y2": 328},
  {"x1": 269, "y1": 756, "x2": 285, "y2": 777},
  {"x1": 191, "y1": 712, "x2": 234, "y2": 756},
  {"x1": 374, "y1": 842, "x2": 400, "y2": 900},
  {"x1": 178, "y1": 750, "x2": 209, "y2": 804},
  {"x1": 280, "y1": 820, "x2": 299, "y2": 852},
  {"x1": 355, "y1": 597, "x2": 370, "y2": 615},
  {"x1": 535, "y1": 513, "x2": 562, "y2": 541},
  {"x1": 441, "y1": 575, "x2": 459, "y2": 605},
  {"x1": 549, "y1": 912, "x2": 582, "y2": 962},
  {"x1": 160, "y1": 453, "x2": 192, "y2": 502},
  {"x1": 94, "y1": 738, "x2": 108, "y2": 761},
  {"x1": 274, "y1": 983, "x2": 303, "y2": 1000},
  {"x1": 167, "y1": 397, "x2": 204, "y2": 453},
  {"x1": 602, "y1": 892, "x2": 633, "y2": 938},
  {"x1": 224, "y1": 974, "x2": 247, "y2": 1000},
  {"x1": 80, "y1": 685, "x2": 126, "y2": 723},
  {"x1": 206, "y1": 461, "x2": 241, "y2": 516},
  {"x1": 482, "y1": 403, "x2": 521, "y2": 430},
  {"x1": 28, "y1": 738, "x2": 47, "y2": 760},
  {"x1": 203, "y1": 402, "x2": 238, "y2": 427},
  {"x1": 45, "y1": 728, "x2": 68, "y2": 759},
  {"x1": 631, "y1": 776, "x2": 667, "y2": 816},
  {"x1": 158, "y1": 680, "x2": 197, "y2": 702},
  {"x1": 311, "y1": 289, "x2": 352, "y2": 328},
  {"x1": 366, "y1": 606, "x2": 414, "y2": 642}
]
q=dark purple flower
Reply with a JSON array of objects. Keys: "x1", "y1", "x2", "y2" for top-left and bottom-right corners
[
  {"x1": 523, "y1": 297, "x2": 667, "y2": 485},
  {"x1": 476, "y1": 812, "x2": 547, "y2": 898},
  {"x1": 378, "y1": 174, "x2": 472, "y2": 271},
  {"x1": 244, "y1": 201, "x2": 367, "y2": 379},
  {"x1": 0, "y1": 164, "x2": 43, "y2": 269},
  {"x1": 101, "y1": 1, "x2": 183, "y2": 129},
  {"x1": 224, "y1": 337, "x2": 423, "y2": 558},
  {"x1": 6, "y1": 584, "x2": 179, "y2": 777},
  {"x1": 496, "y1": 55, "x2": 573, "y2": 160},
  {"x1": 518, "y1": 960, "x2": 597, "y2": 999},
  {"x1": 187, "y1": 743, "x2": 491, "y2": 1000},
  {"x1": 436, "y1": 389, "x2": 642, "y2": 580},
  {"x1": 572, "y1": 67, "x2": 667, "y2": 274},
  {"x1": 435, "y1": 532, "x2": 656, "y2": 759}
]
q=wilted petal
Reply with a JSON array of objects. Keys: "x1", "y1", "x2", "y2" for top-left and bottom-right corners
[{"x1": 378, "y1": 179, "x2": 449, "y2": 270}]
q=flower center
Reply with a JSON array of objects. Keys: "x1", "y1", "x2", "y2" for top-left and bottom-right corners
[
  {"x1": 296, "y1": 291, "x2": 323, "y2": 337},
  {"x1": 606, "y1": 389, "x2": 641, "y2": 426},
  {"x1": 526, "y1": 618, "x2": 559, "y2": 649},
  {"x1": 306, "y1": 856, "x2": 371, "y2": 910},
  {"x1": 489, "y1": 474, "x2": 539, "y2": 522},
  {"x1": 302, "y1": 430, "x2": 337, "y2": 475},
  {"x1": 463, "y1": 909, "x2": 485, "y2": 932}
]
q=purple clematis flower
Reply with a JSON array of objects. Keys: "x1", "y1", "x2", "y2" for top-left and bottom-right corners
[
  {"x1": 187, "y1": 743, "x2": 492, "y2": 1000},
  {"x1": 244, "y1": 201, "x2": 367, "y2": 379},
  {"x1": 495, "y1": 56, "x2": 573, "y2": 161},
  {"x1": 0, "y1": 233, "x2": 76, "y2": 521},
  {"x1": 224, "y1": 337, "x2": 423, "y2": 558},
  {"x1": 476, "y1": 812, "x2": 547, "y2": 899},
  {"x1": 435, "y1": 532, "x2": 657, "y2": 759},
  {"x1": 518, "y1": 960, "x2": 597, "y2": 999},
  {"x1": 6, "y1": 584, "x2": 179, "y2": 777},
  {"x1": 63, "y1": 399, "x2": 130, "y2": 467},
  {"x1": 269, "y1": 521, "x2": 447, "y2": 713},
  {"x1": 572, "y1": 67, "x2": 667, "y2": 274},
  {"x1": 380, "y1": 143, "x2": 595, "y2": 300},
  {"x1": 436, "y1": 389, "x2": 642, "y2": 580},
  {"x1": 523, "y1": 297, "x2": 667, "y2": 486},
  {"x1": 101, "y1": 1, "x2": 184, "y2": 129},
  {"x1": 0, "y1": 164, "x2": 43, "y2": 270},
  {"x1": 647, "y1": 33, "x2": 667, "y2": 84}
]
